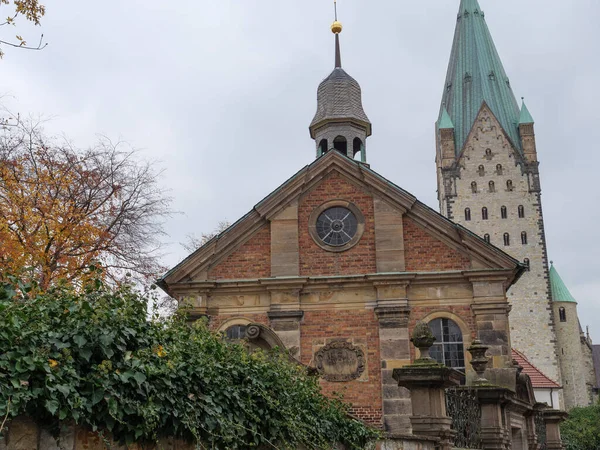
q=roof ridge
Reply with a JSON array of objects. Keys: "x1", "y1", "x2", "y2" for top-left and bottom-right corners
[{"x1": 549, "y1": 263, "x2": 577, "y2": 303}]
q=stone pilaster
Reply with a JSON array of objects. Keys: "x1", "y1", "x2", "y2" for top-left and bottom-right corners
[
  {"x1": 544, "y1": 410, "x2": 568, "y2": 450},
  {"x1": 439, "y1": 128, "x2": 456, "y2": 169},
  {"x1": 476, "y1": 387, "x2": 513, "y2": 450},
  {"x1": 373, "y1": 198, "x2": 405, "y2": 273},
  {"x1": 270, "y1": 201, "x2": 299, "y2": 277},
  {"x1": 268, "y1": 285, "x2": 303, "y2": 360},
  {"x1": 519, "y1": 123, "x2": 537, "y2": 163}
]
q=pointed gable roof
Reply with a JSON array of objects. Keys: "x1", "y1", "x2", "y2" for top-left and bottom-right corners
[
  {"x1": 159, "y1": 151, "x2": 524, "y2": 294},
  {"x1": 519, "y1": 99, "x2": 535, "y2": 125},
  {"x1": 439, "y1": 0, "x2": 522, "y2": 154},
  {"x1": 549, "y1": 263, "x2": 577, "y2": 303},
  {"x1": 512, "y1": 349, "x2": 561, "y2": 389}
]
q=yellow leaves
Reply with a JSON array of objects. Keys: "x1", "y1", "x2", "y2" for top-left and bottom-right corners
[
  {"x1": 48, "y1": 359, "x2": 58, "y2": 368},
  {"x1": 153, "y1": 345, "x2": 167, "y2": 358}
]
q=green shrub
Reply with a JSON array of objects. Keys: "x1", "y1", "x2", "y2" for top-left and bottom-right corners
[
  {"x1": 561, "y1": 404, "x2": 600, "y2": 450},
  {"x1": 0, "y1": 275, "x2": 378, "y2": 449}
]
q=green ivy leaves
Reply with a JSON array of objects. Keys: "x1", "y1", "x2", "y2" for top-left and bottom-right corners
[{"x1": 0, "y1": 277, "x2": 378, "y2": 449}]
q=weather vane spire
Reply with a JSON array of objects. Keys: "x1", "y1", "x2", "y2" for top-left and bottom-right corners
[{"x1": 331, "y1": 0, "x2": 343, "y2": 68}]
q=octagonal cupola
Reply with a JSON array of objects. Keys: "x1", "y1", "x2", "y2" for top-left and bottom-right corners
[{"x1": 309, "y1": 16, "x2": 371, "y2": 162}]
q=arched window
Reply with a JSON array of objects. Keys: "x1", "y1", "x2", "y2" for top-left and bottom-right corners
[
  {"x1": 518, "y1": 205, "x2": 525, "y2": 218},
  {"x1": 503, "y1": 233, "x2": 510, "y2": 246},
  {"x1": 333, "y1": 136, "x2": 348, "y2": 155},
  {"x1": 478, "y1": 165, "x2": 485, "y2": 176},
  {"x1": 485, "y1": 149, "x2": 493, "y2": 160},
  {"x1": 471, "y1": 182, "x2": 477, "y2": 194},
  {"x1": 465, "y1": 208, "x2": 471, "y2": 221},
  {"x1": 559, "y1": 307, "x2": 567, "y2": 323},
  {"x1": 524, "y1": 258, "x2": 530, "y2": 271},
  {"x1": 521, "y1": 232, "x2": 528, "y2": 245},
  {"x1": 489, "y1": 181, "x2": 496, "y2": 193},
  {"x1": 353, "y1": 137, "x2": 364, "y2": 161},
  {"x1": 318, "y1": 139, "x2": 328, "y2": 156},
  {"x1": 428, "y1": 318, "x2": 465, "y2": 374},
  {"x1": 225, "y1": 325, "x2": 247, "y2": 340},
  {"x1": 484, "y1": 234, "x2": 491, "y2": 243},
  {"x1": 506, "y1": 180, "x2": 514, "y2": 192},
  {"x1": 496, "y1": 164, "x2": 503, "y2": 175},
  {"x1": 501, "y1": 206, "x2": 508, "y2": 219},
  {"x1": 482, "y1": 207, "x2": 488, "y2": 220}
]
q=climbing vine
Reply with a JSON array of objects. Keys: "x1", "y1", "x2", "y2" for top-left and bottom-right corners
[{"x1": 0, "y1": 274, "x2": 378, "y2": 449}]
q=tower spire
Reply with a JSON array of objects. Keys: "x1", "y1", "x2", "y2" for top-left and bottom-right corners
[
  {"x1": 309, "y1": 0, "x2": 371, "y2": 162},
  {"x1": 332, "y1": 0, "x2": 343, "y2": 68}
]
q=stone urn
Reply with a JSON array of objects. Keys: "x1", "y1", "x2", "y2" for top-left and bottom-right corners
[
  {"x1": 411, "y1": 321, "x2": 436, "y2": 361},
  {"x1": 467, "y1": 339, "x2": 490, "y2": 385}
]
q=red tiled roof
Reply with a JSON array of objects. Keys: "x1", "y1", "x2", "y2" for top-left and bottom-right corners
[{"x1": 512, "y1": 349, "x2": 561, "y2": 389}]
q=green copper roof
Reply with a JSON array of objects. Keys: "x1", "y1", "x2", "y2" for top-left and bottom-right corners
[
  {"x1": 549, "y1": 264, "x2": 577, "y2": 303},
  {"x1": 439, "y1": 106, "x2": 455, "y2": 129},
  {"x1": 519, "y1": 99, "x2": 534, "y2": 124},
  {"x1": 439, "y1": 0, "x2": 522, "y2": 154}
]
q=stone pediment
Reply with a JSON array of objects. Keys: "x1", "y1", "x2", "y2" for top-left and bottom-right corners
[{"x1": 159, "y1": 151, "x2": 523, "y2": 297}]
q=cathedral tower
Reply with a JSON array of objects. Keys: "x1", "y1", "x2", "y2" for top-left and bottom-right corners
[
  {"x1": 435, "y1": 0, "x2": 562, "y2": 389},
  {"x1": 309, "y1": 18, "x2": 371, "y2": 162}
]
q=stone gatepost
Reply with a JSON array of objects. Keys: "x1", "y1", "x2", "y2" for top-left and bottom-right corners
[
  {"x1": 392, "y1": 322, "x2": 461, "y2": 450},
  {"x1": 543, "y1": 410, "x2": 568, "y2": 450},
  {"x1": 475, "y1": 387, "x2": 513, "y2": 450}
]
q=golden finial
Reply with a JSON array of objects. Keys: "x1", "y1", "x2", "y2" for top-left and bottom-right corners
[{"x1": 331, "y1": 0, "x2": 342, "y2": 34}]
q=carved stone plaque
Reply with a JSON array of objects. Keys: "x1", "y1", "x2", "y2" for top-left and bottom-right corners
[{"x1": 314, "y1": 341, "x2": 365, "y2": 382}]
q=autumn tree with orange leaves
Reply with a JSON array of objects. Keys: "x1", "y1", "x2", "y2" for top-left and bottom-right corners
[{"x1": 0, "y1": 119, "x2": 172, "y2": 288}]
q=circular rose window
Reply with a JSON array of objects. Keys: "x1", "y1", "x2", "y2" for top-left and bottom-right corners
[{"x1": 309, "y1": 201, "x2": 365, "y2": 252}]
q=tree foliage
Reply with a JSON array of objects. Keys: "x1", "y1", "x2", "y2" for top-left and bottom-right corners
[
  {"x1": 561, "y1": 404, "x2": 600, "y2": 450},
  {"x1": 0, "y1": 120, "x2": 172, "y2": 288},
  {"x1": 0, "y1": 0, "x2": 46, "y2": 58},
  {"x1": 0, "y1": 274, "x2": 378, "y2": 449}
]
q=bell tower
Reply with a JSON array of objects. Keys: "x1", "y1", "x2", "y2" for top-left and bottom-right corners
[
  {"x1": 309, "y1": 1, "x2": 371, "y2": 162},
  {"x1": 435, "y1": 0, "x2": 563, "y2": 396}
]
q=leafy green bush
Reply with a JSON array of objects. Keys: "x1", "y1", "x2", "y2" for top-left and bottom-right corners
[
  {"x1": 0, "y1": 275, "x2": 378, "y2": 449},
  {"x1": 561, "y1": 404, "x2": 600, "y2": 450}
]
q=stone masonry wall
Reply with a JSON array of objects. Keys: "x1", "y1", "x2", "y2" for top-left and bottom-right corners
[
  {"x1": 298, "y1": 171, "x2": 377, "y2": 276},
  {"x1": 437, "y1": 107, "x2": 561, "y2": 385}
]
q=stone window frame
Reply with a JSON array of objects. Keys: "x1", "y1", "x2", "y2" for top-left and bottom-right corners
[
  {"x1": 482, "y1": 207, "x2": 489, "y2": 220},
  {"x1": 501, "y1": 206, "x2": 508, "y2": 219},
  {"x1": 518, "y1": 205, "x2": 525, "y2": 218},
  {"x1": 419, "y1": 311, "x2": 473, "y2": 376},
  {"x1": 503, "y1": 233, "x2": 510, "y2": 246},
  {"x1": 465, "y1": 208, "x2": 472, "y2": 221},
  {"x1": 559, "y1": 307, "x2": 567, "y2": 323},
  {"x1": 484, "y1": 234, "x2": 491, "y2": 243},
  {"x1": 308, "y1": 199, "x2": 366, "y2": 253}
]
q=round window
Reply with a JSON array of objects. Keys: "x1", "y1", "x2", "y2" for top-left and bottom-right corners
[
  {"x1": 316, "y1": 206, "x2": 358, "y2": 246},
  {"x1": 308, "y1": 200, "x2": 365, "y2": 252}
]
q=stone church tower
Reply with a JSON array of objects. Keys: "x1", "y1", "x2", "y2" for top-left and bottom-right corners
[{"x1": 435, "y1": 0, "x2": 562, "y2": 389}]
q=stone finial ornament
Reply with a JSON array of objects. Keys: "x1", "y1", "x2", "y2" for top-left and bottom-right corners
[
  {"x1": 411, "y1": 321, "x2": 436, "y2": 361},
  {"x1": 468, "y1": 339, "x2": 490, "y2": 385}
]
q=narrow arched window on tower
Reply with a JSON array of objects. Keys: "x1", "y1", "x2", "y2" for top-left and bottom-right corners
[
  {"x1": 506, "y1": 180, "x2": 514, "y2": 192},
  {"x1": 524, "y1": 258, "x2": 530, "y2": 271},
  {"x1": 503, "y1": 233, "x2": 510, "y2": 246},
  {"x1": 482, "y1": 207, "x2": 488, "y2": 220},
  {"x1": 485, "y1": 149, "x2": 493, "y2": 160},
  {"x1": 353, "y1": 137, "x2": 364, "y2": 162},
  {"x1": 518, "y1": 205, "x2": 525, "y2": 218},
  {"x1": 489, "y1": 181, "x2": 496, "y2": 193},
  {"x1": 521, "y1": 232, "x2": 528, "y2": 245},
  {"x1": 318, "y1": 139, "x2": 328, "y2": 156},
  {"x1": 501, "y1": 206, "x2": 507, "y2": 219},
  {"x1": 559, "y1": 307, "x2": 567, "y2": 323},
  {"x1": 471, "y1": 182, "x2": 477, "y2": 194},
  {"x1": 333, "y1": 136, "x2": 348, "y2": 155},
  {"x1": 496, "y1": 164, "x2": 503, "y2": 175},
  {"x1": 465, "y1": 208, "x2": 471, "y2": 221},
  {"x1": 478, "y1": 165, "x2": 485, "y2": 176},
  {"x1": 484, "y1": 234, "x2": 491, "y2": 243}
]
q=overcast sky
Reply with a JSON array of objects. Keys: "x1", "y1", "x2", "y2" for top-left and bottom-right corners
[{"x1": 2, "y1": 0, "x2": 599, "y2": 340}]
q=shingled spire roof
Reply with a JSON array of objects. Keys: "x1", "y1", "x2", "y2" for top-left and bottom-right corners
[
  {"x1": 439, "y1": 0, "x2": 522, "y2": 154},
  {"x1": 309, "y1": 24, "x2": 371, "y2": 138}
]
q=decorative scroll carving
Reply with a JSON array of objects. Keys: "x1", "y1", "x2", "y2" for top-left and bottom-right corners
[{"x1": 314, "y1": 341, "x2": 365, "y2": 382}]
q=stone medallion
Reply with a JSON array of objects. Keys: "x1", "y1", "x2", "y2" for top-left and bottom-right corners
[{"x1": 314, "y1": 341, "x2": 365, "y2": 382}]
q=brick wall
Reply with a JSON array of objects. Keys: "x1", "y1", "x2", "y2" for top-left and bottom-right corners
[
  {"x1": 403, "y1": 217, "x2": 471, "y2": 272},
  {"x1": 300, "y1": 309, "x2": 383, "y2": 426},
  {"x1": 298, "y1": 171, "x2": 377, "y2": 276},
  {"x1": 208, "y1": 225, "x2": 271, "y2": 280}
]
